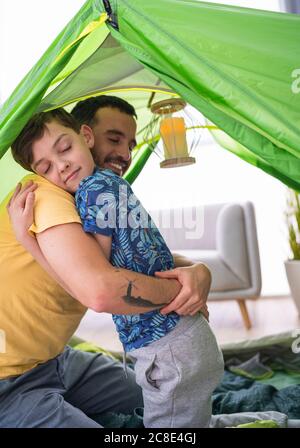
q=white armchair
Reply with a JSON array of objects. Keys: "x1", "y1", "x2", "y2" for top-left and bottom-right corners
[{"x1": 151, "y1": 202, "x2": 262, "y2": 329}]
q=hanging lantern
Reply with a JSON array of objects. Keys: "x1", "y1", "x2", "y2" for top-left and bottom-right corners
[{"x1": 145, "y1": 98, "x2": 198, "y2": 168}]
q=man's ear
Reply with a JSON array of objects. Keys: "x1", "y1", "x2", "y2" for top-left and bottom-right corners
[{"x1": 81, "y1": 124, "x2": 94, "y2": 149}]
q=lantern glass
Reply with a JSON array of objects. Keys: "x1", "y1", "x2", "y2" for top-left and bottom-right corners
[
  {"x1": 144, "y1": 98, "x2": 210, "y2": 168},
  {"x1": 160, "y1": 116, "x2": 189, "y2": 159}
]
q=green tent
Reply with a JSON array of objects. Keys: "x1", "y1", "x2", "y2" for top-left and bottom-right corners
[{"x1": 1, "y1": 0, "x2": 300, "y2": 201}]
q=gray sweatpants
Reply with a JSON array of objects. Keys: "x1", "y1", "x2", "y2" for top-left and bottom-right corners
[
  {"x1": 129, "y1": 313, "x2": 224, "y2": 428},
  {"x1": 0, "y1": 346, "x2": 143, "y2": 428}
]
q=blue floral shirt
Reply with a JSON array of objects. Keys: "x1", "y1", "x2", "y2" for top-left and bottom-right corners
[{"x1": 75, "y1": 168, "x2": 179, "y2": 351}]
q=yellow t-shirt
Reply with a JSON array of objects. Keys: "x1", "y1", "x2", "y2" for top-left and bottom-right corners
[{"x1": 0, "y1": 174, "x2": 87, "y2": 379}]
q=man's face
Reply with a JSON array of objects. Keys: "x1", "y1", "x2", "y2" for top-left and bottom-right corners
[
  {"x1": 91, "y1": 107, "x2": 137, "y2": 177},
  {"x1": 31, "y1": 121, "x2": 95, "y2": 194}
]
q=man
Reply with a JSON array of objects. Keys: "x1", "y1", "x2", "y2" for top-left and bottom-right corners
[
  {"x1": 0, "y1": 97, "x2": 211, "y2": 428},
  {"x1": 71, "y1": 96, "x2": 137, "y2": 178}
]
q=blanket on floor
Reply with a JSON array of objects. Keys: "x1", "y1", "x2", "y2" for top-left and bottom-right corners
[
  {"x1": 212, "y1": 371, "x2": 300, "y2": 418},
  {"x1": 71, "y1": 340, "x2": 300, "y2": 425}
]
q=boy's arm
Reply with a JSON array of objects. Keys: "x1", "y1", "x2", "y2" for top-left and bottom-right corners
[{"x1": 6, "y1": 181, "x2": 75, "y2": 296}]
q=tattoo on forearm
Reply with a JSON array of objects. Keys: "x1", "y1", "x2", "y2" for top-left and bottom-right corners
[{"x1": 122, "y1": 280, "x2": 167, "y2": 308}]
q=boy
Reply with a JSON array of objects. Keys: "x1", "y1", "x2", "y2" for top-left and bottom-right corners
[{"x1": 10, "y1": 109, "x2": 224, "y2": 428}]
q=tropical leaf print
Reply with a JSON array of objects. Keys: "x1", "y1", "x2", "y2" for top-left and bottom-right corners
[{"x1": 75, "y1": 167, "x2": 179, "y2": 352}]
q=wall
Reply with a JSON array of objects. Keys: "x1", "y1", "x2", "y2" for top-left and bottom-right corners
[{"x1": 0, "y1": 0, "x2": 86, "y2": 103}]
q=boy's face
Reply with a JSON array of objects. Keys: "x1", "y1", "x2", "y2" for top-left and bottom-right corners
[
  {"x1": 31, "y1": 120, "x2": 95, "y2": 193},
  {"x1": 91, "y1": 107, "x2": 137, "y2": 177}
]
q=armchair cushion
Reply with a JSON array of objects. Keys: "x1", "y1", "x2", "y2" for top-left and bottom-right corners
[{"x1": 151, "y1": 202, "x2": 261, "y2": 300}]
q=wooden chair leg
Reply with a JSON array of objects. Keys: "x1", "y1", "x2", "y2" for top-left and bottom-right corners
[{"x1": 237, "y1": 299, "x2": 252, "y2": 330}]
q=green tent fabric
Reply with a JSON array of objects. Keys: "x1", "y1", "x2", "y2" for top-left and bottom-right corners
[{"x1": 1, "y1": 0, "x2": 300, "y2": 202}]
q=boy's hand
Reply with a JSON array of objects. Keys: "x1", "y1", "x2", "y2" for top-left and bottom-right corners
[
  {"x1": 155, "y1": 264, "x2": 211, "y2": 319},
  {"x1": 6, "y1": 181, "x2": 37, "y2": 243}
]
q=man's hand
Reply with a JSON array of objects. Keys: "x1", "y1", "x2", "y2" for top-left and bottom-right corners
[
  {"x1": 6, "y1": 181, "x2": 37, "y2": 243},
  {"x1": 155, "y1": 264, "x2": 211, "y2": 319}
]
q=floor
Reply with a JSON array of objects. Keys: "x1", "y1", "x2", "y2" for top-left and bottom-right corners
[{"x1": 75, "y1": 295, "x2": 300, "y2": 352}]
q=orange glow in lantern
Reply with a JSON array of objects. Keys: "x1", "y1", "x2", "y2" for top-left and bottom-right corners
[
  {"x1": 159, "y1": 117, "x2": 189, "y2": 159},
  {"x1": 150, "y1": 98, "x2": 196, "y2": 168}
]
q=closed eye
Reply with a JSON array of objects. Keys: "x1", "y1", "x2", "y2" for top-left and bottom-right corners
[
  {"x1": 44, "y1": 164, "x2": 51, "y2": 174},
  {"x1": 61, "y1": 146, "x2": 71, "y2": 152}
]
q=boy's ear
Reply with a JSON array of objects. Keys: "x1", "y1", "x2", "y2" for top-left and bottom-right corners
[{"x1": 81, "y1": 124, "x2": 94, "y2": 149}]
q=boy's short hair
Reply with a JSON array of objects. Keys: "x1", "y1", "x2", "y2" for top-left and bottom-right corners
[
  {"x1": 71, "y1": 95, "x2": 137, "y2": 127},
  {"x1": 11, "y1": 108, "x2": 80, "y2": 172}
]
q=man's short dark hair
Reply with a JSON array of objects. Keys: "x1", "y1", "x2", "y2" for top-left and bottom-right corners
[
  {"x1": 71, "y1": 95, "x2": 137, "y2": 127},
  {"x1": 11, "y1": 108, "x2": 80, "y2": 172}
]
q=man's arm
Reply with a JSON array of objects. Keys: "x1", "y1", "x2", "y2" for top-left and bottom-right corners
[
  {"x1": 36, "y1": 223, "x2": 181, "y2": 314},
  {"x1": 173, "y1": 252, "x2": 194, "y2": 267},
  {"x1": 8, "y1": 181, "x2": 209, "y2": 317},
  {"x1": 94, "y1": 233, "x2": 112, "y2": 261},
  {"x1": 154, "y1": 252, "x2": 211, "y2": 319}
]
